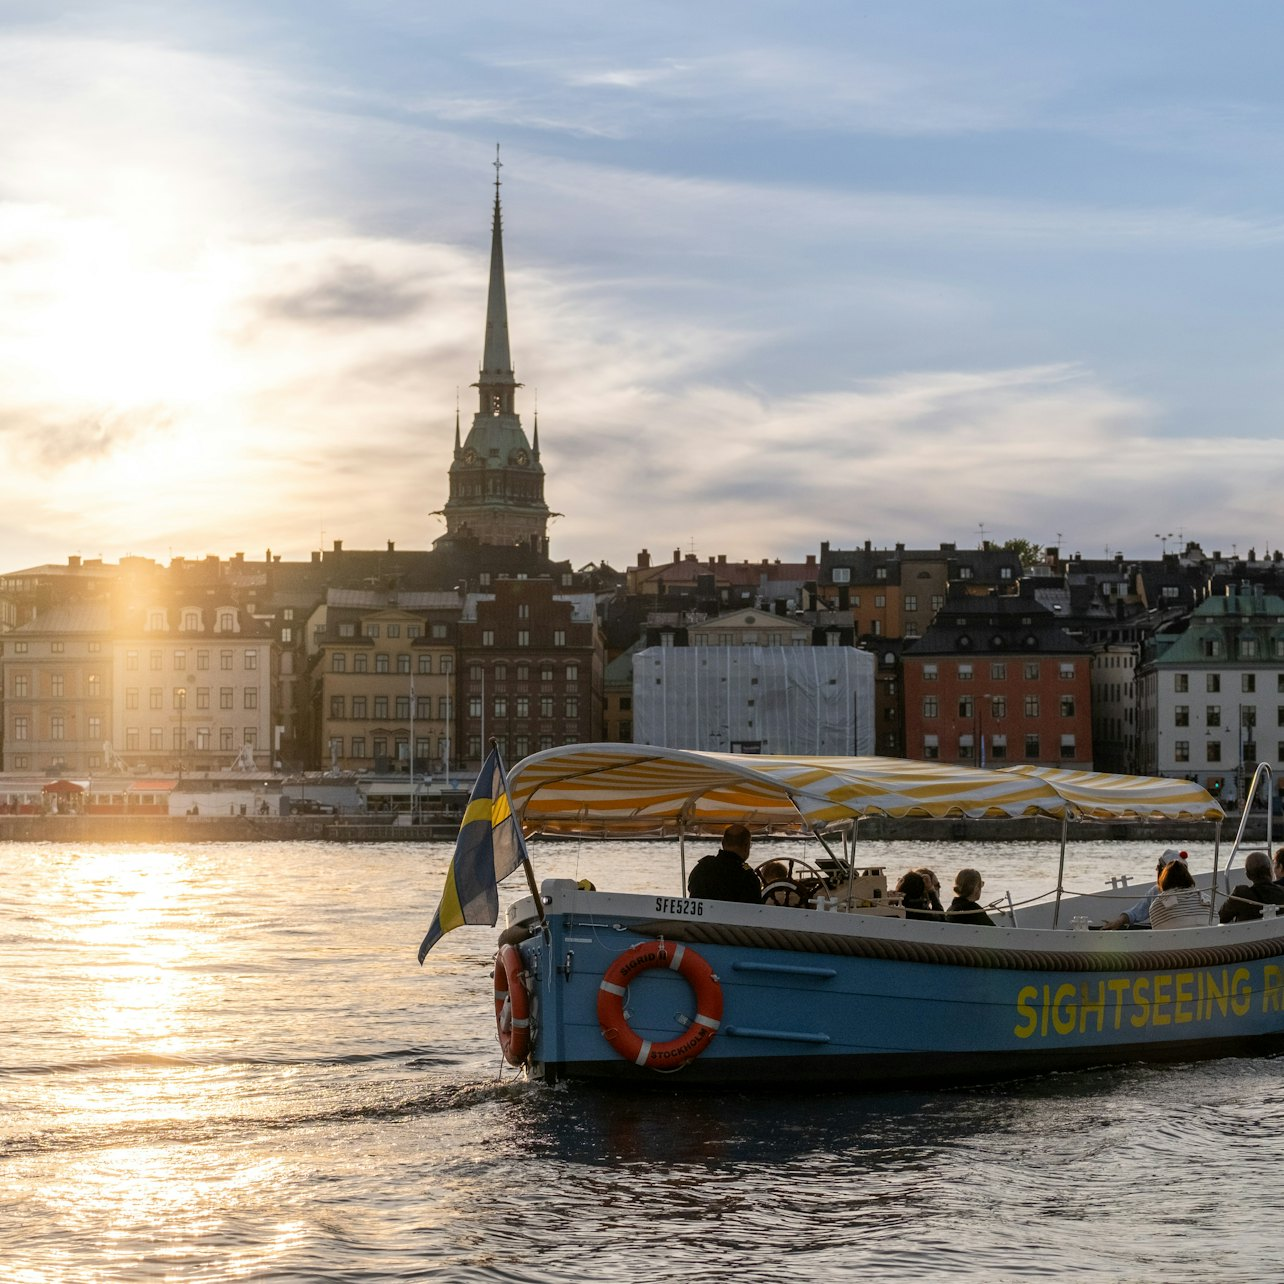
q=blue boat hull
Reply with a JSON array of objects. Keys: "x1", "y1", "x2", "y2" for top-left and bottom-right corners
[{"x1": 506, "y1": 883, "x2": 1284, "y2": 1087}]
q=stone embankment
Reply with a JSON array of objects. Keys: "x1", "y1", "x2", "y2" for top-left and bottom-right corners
[
  {"x1": 0, "y1": 816, "x2": 463, "y2": 843},
  {"x1": 0, "y1": 815, "x2": 1272, "y2": 844}
]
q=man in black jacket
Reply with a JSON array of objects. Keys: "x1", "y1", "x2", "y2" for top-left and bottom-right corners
[
  {"x1": 687, "y1": 824, "x2": 762, "y2": 903},
  {"x1": 1219, "y1": 850, "x2": 1284, "y2": 923}
]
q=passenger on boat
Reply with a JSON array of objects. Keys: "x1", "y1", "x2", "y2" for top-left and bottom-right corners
[
  {"x1": 1147, "y1": 859, "x2": 1210, "y2": 930},
  {"x1": 911, "y1": 867, "x2": 945, "y2": 913},
  {"x1": 946, "y1": 869, "x2": 995, "y2": 926},
  {"x1": 687, "y1": 824, "x2": 763, "y2": 904},
  {"x1": 1102, "y1": 849, "x2": 1187, "y2": 930},
  {"x1": 757, "y1": 859, "x2": 803, "y2": 907},
  {"x1": 1273, "y1": 848, "x2": 1284, "y2": 886},
  {"x1": 896, "y1": 871, "x2": 941, "y2": 920},
  {"x1": 1219, "y1": 851, "x2": 1284, "y2": 924}
]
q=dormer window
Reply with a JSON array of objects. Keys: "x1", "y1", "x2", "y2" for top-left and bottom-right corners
[{"x1": 147, "y1": 610, "x2": 166, "y2": 631}]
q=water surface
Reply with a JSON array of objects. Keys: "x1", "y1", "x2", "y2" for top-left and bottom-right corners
[{"x1": 2, "y1": 837, "x2": 1281, "y2": 1281}]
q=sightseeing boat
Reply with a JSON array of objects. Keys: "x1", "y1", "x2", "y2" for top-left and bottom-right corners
[{"x1": 426, "y1": 744, "x2": 1284, "y2": 1087}]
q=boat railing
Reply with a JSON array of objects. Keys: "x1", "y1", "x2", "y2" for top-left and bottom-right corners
[{"x1": 1215, "y1": 761, "x2": 1274, "y2": 902}]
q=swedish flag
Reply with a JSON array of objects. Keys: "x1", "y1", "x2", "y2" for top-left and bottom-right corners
[{"x1": 418, "y1": 746, "x2": 528, "y2": 962}]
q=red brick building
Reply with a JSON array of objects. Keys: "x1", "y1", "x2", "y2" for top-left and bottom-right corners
[
  {"x1": 902, "y1": 592, "x2": 1093, "y2": 768},
  {"x1": 457, "y1": 578, "x2": 603, "y2": 768}
]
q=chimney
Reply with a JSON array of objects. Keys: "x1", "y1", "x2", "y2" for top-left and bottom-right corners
[
  {"x1": 387, "y1": 540, "x2": 395, "y2": 553},
  {"x1": 334, "y1": 540, "x2": 343, "y2": 554},
  {"x1": 673, "y1": 549, "x2": 681, "y2": 564},
  {"x1": 805, "y1": 554, "x2": 815, "y2": 568},
  {"x1": 718, "y1": 554, "x2": 727, "y2": 565},
  {"x1": 311, "y1": 551, "x2": 321, "y2": 564},
  {"x1": 68, "y1": 555, "x2": 81, "y2": 569},
  {"x1": 638, "y1": 549, "x2": 651, "y2": 569}
]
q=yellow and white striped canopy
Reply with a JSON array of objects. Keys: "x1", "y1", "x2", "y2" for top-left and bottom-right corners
[
  {"x1": 999, "y1": 763, "x2": 1224, "y2": 822},
  {"x1": 505, "y1": 744, "x2": 1224, "y2": 836}
]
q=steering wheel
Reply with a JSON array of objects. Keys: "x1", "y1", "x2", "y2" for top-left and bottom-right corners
[{"x1": 754, "y1": 856, "x2": 832, "y2": 907}]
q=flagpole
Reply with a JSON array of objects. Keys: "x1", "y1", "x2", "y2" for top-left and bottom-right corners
[{"x1": 493, "y1": 737, "x2": 546, "y2": 930}]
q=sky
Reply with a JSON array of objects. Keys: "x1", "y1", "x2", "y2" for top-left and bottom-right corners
[{"x1": 4, "y1": 1, "x2": 1284, "y2": 573}]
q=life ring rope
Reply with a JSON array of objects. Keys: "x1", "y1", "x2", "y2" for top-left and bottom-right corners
[{"x1": 596, "y1": 938, "x2": 723, "y2": 1072}]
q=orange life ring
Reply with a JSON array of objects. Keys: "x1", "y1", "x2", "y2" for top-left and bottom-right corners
[
  {"x1": 493, "y1": 943, "x2": 531, "y2": 1065},
  {"x1": 596, "y1": 940, "x2": 723, "y2": 1071}
]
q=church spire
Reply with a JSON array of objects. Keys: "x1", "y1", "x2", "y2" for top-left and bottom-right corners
[{"x1": 477, "y1": 144, "x2": 517, "y2": 415}]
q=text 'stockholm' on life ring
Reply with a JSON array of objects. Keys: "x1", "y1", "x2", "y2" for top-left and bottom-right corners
[
  {"x1": 596, "y1": 939, "x2": 723, "y2": 1071},
  {"x1": 493, "y1": 942, "x2": 531, "y2": 1066}
]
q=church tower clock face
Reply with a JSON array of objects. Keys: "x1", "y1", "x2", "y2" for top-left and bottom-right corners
[{"x1": 462, "y1": 447, "x2": 478, "y2": 464}]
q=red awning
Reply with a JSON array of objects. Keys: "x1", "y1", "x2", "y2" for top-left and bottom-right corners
[{"x1": 42, "y1": 779, "x2": 85, "y2": 794}]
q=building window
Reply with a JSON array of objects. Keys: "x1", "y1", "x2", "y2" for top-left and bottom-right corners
[
  {"x1": 396, "y1": 696, "x2": 411, "y2": 719},
  {"x1": 353, "y1": 653, "x2": 367, "y2": 673},
  {"x1": 351, "y1": 736, "x2": 366, "y2": 759},
  {"x1": 1175, "y1": 705, "x2": 1189, "y2": 726},
  {"x1": 1207, "y1": 741, "x2": 1222, "y2": 763},
  {"x1": 923, "y1": 734, "x2": 939, "y2": 760},
  {"x1": 1242, "y1": 673, "x2": 1257, "y2": 693},
  {"x1": 13, "y1": 716, "x2": 28, "y2": 741},
  {"x1": 923, "y1": 664, "x2": 937, "y2": 681},
  {"x1": 332, "y1": 654, "x2": 346, "y2": 673},
  {"x1": 50, "y1": 675, "x2": 64, "y2": 698},
  {"x1": 197, "y1": 650, "x2": 209, "y2": 671},
  {"x1": 150, "y1": 727, "x2": 164, "y2": 750},
  {"x1": 150, "y1": 688, "x2": 163, "y2": 710},
  {"x1": 516, "y1": 696, "x2": 530, "y2": 718},
  {"x1": 990, "y1": 734, "x2": 1007, "y2": 761},
  {"x1": 1242, "y1": 637, "x2": 1259, "y2": 659},
  {"x1": 565, "y1": 697, "x2": 578, "y2": 718},
  {"x1": 87, "y1": 673, "x2": 101, "y2": 697},
  {"x1": 126, "y1": 650, "x2": 139, "y2": 671},
  {"x1": 416, "y1": 697, "x2": 431, "y2": 720},
  {"x1": 958, "y1": 697, "x2": 974, "y2": 718},
  {"x1": 992, "y1": 696, "x2": 1007, "y2": 719},
  {"x1": 553, "y1": 630, "x2": 567, "y2": 647},
  {"x1": 150, "y1": 651, "x2": 162, "y2": 671},
  {"x1": 468, "y1": 696, "x2": 482, "y2": 718},
  {"x1": 196, "y1": 688, "x2": 209, "y2": 710},
  {"x1": 339, "y1": 622, "x2": 356, "y2": 638},
  {"x1": 831, "y1": 568, "x2": 851, "y2": 584},
  {"x1": 1059, "y1": 696, "x2": 1075, "y2": 718},
  {"x1": 1024, "y1": 733, "x2": 1040, "y2": 758},
  {"x1": 1174, "y1": 740, "x2": 1190, "y2": 763},
  {"x1": 958, "y1": 664, "x2": 973, "y2": 681},
  {"x1": 482, "y1": 631, "x2": 495, "y2": 647},
  {"x1": 331, "y1": 695, "x2": 345, "y2": 718},
  {"x1": 438, "y1": 697, "x2": 451, "y2": 719},
  {"x1": 375, "y1": 654, "x2": 389, "y2": 673},
  {"x1": 1060, "y1": 735, "x2": 1075, "y2": 760},
  {"x1": 10, "y1": 675, "x2": 27, "y2": 698},
  {"x1": 1175, "y1": 673, "x2": 1189, "y2": 692},
  {"x1": 220, "y1": 728, "x2": 234, "y2": 751},
  {"x1": 1207, "y1": 674, "x2": 1220, "y2": 693},
  {"x1": 540, "y1": 696, "x2": 554, "y2": 717},
  {"x1": 418, "y1": 655, "x2": 432, "y2": 674},
  {"x1": 1207, "y1": 706, "x2": 1221, "y2": 727},
  {"x1": 397, "y1": 654, "x2": 410, "y2": 674},
  {"x1": 366, "y1": 624, "x2": 380, "y2": 639},
  {"x1": 904, "y1": 594, "x2": 917, "y2": 612},
  {"x1": 1024, "y1": 695, "x2": 1040, "y2": 718},
  {"x1": 352, "y1": 696, "x2": 367, "y2": 718},
  {"x1": 221, "y1": 650, "x2": 234, "y2": 670},
  {"x1": 958, "y1": 733, "x2": 975, "y2": 761},
  {"x1": 125, "y1": 689, "x2": 139, "y2": 709},
  {"x1": 221, "y1": 688, "x2": 234, "y2": 710},
  {"x1": 374, "y1": 696, "x2": 389, "y2": 719},
  {"x1": 1024, "y1": 662, "x2": 1039, "y2": 680},
  {"x1": 923, "y1": 697, "x2": 938, "y2": 719},
  {"x1": 1059, "y1": 663, "x2": 1075, "y2": 680},
  {"x1": 991, "y1": 663, "x2": 1006, "y2": 681}
]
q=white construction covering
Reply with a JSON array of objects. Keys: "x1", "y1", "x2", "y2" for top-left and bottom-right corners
[{"x1": 633, "y1": 646, "x2": 875, "y2": 756}]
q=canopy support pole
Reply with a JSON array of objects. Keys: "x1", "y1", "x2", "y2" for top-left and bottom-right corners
[
  {"x1": 1209, "y1": 822, "x2": 1223, "y2": 922},
  {"x1": 679, "y1": 822, "x2": 688, "y2": 896},
  {"x1": 845, "y1": 821, "x2": 859, "y2": 911},
  {"x1": 1052, "y1": 813, "x2": 1070, "y2": 928}
]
